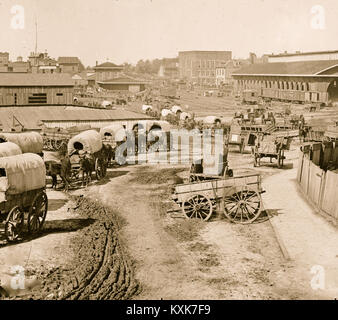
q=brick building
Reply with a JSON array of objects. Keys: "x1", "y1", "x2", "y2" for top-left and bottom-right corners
[{"x1": 178, "y1": 50, "x2": 232, "y2": 85}]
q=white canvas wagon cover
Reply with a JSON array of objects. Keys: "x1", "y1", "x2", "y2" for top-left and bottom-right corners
[
  {"x1": 0, "y1": 153, "x2": 46, "y2": 195},
  {"x1": 100, "y1": 125, "x2": 126, "y2": 142},
  {"x1": 68, "y1": 130, "x2": 102, "y2": 155},
  {"x1": 0, "y1": 132, "x2": 43, "y2": 154},
  {"x1": 0, "y1": 142, "x2": 22, "y2": 158}
]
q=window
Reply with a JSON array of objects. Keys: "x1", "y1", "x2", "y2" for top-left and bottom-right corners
[
  {"x1": 28, "y1": 93, "x2": 47, "y2": 104},
  {"x1": 56, "y1": 93, "x2": 63, "y2": 96}
]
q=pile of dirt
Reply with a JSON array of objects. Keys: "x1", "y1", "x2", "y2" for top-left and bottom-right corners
[
  {"x1": 129, "y1": 167, "x2": 186, "y2": 185},
  {"x1": 26, "y1": 196, "x2": 139, "y2": 300}
]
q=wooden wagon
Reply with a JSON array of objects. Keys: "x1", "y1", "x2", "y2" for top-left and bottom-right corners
[
  {"x1": 68, "y1": 130, "x2": 107, "y2": 182},
  {"x1": 0, "y1": 153, "x2": 48, "y2": 242},
  {"x1": 253, "y1": 134, "x2": 292, "y2": 168},
  {"x1": 227, "y1": 125, "x2": 258, "y2": 153},
  {"x1": 41, "y1": 126, "x2": 92, "y2": 151},
  {"x1": 172, "y1": 173, "x2": 264, "y2": 224}
]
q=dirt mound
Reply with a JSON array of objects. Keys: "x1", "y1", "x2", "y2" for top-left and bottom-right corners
[
  {"x1": 129, "y1": 167, "x2": 185, "y2": 185},
  {"x1": 27, "y1": 197, "x2": 139, "y2": 300}
]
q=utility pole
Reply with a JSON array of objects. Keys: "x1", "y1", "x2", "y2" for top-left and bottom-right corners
[{"x1": 35, "y1": 17, "x2": 38, "y2": 54}]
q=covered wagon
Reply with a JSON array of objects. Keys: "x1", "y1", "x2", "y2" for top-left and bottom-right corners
[
  {"x1": 0, "y1": 132, "x2": 43, "y2": 155},
  {"x1": 100, "y1": 125, "x2": 127, "y2": 143},
  {"x1": 0, "y1": 153, "x2": 48, "y2": 241},
  {"x1": 161, "y1": 109, "x2": 173, "y2": 118},
  {"x1": 180, "y1": 112, "x2": 192, "y2": 121},
  {"x1": 171, "y1": 106, "x2": 182, "y2": 114},
  {"x1": 0, "y1": 142, "x2": 22, "y2": 158},
  {"x1": 67, "y1": 130, "x2": 107, "y2": 181}
]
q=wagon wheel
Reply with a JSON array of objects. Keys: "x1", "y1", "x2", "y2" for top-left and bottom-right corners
[
  {"x1": 239, "y1": 140, "x2": 245, "y2": 153},
  {"x1": 253, "y1": 153, "x2": 260, "y2": 167},
  {"x1": 54, "y1": 139, "x2": 63, "y2": 151},
  {"x1": 5, "y1": 206, "x2": 24, "y2": 242},
  {"x1": 182, "y1": 194, "x2": 213, "y2": 221},
  {"x1": 95, "y1": 158, "x2": 104, "y2": 180},
  {"x1": 189, "y1": 174, "x2": 202, "y2": 182},
  {"x1": 277, "y1": 153, "x2": 281, "y2": 168},
  {"x1": 221, "y1": 188, "x2": 262, "y2": 224},
  {"x1": 46, "y1": 139, "x2": 53, "y2": 151},
  {"x1": 27, "y1": 192, "x2": 48, "y2": 234}
]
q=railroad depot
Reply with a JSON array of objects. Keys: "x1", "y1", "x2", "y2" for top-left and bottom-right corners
[{"x1": 232, "y1": 59, "x2": 338, "y2": 105}]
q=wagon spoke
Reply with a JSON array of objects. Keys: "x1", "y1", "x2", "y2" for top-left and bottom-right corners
[
  {"x1": 243, "y1": 206, "x2": 251, "y2": 220},
  {"x1": 182, "y1": 194, "x2": 213, "y2": 221}
]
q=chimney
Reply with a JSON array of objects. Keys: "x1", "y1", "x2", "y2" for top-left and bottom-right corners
[{"x1": 96, "y1": 61, "x2": 98, "y2": 66}]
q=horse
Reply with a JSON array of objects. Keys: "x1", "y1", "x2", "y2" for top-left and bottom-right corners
[
  {"x1": 102, "y1": 143, "x2": 114, "y2": 168},
  {"x1": 45, "y1": 154, "x2": 72, "y2": 192},
  {"x1": 79, "y1": 153, "x2": 95, "y2": 187}
]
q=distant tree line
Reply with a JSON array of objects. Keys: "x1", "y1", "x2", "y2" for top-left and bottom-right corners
[{"x1": 122, "y1": 58, "x2": 174, "y2": 75}]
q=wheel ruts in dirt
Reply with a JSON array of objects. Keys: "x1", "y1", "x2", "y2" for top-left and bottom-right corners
[
  {"x1": 27, "y1": 191, "x2": 48, "y2": 234},
  {"x1": 5, "y1": 206, "x2": 24, "y2": 242},
  {"x1": 221, "y1": 188, "x2": 262, "y2": 224},
  {"x1": 182, "y1": 193, "x2": 213, "y2": 221}
]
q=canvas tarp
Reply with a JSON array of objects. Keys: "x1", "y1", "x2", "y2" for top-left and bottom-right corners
[
  {"x1": 44, "y1": 151, "x2": 61, "y2": 164},
  {"x1": 0, "y1": 153, "x2": 46, "y2": 195},
  {"x1": 68, "y1": 130, "x2": 102, "y2": 155},
  {"x1": 0, "y1": 132, "x2": 43, "y2": 154},
  {"x1": 0, "y1": 142, "x2": 22, "y2": 158},
  {"x1": 147, "y1": 121, "x2": 171, "y2": 133},
  {"x1": 100, "y1": 125, "x2": 126, "y2": 142}
]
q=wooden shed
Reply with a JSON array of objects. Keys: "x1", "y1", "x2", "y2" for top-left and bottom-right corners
[{"x1": 0, "y1": 73, "x2": 75, "y2": 106}]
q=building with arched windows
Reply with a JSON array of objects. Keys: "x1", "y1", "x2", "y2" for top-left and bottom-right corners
[{"x1": 232, "y1": 59, "x2": 338, "y2": 105}]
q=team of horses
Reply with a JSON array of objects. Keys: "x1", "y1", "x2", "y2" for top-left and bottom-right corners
[{"x1": 46, "y1": 143, "x2": 114, "y2": 191}]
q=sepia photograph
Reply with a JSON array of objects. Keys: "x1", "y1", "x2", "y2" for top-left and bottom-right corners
[{"x1": 0, "y1": 0, "x2": 337, "y2": 306}]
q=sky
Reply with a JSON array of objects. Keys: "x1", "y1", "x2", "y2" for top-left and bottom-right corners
[{"x1": 0, "y1": 0, "x2": 337, "y2": 67}]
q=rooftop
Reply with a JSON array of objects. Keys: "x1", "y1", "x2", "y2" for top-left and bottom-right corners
[
  {"x1": 94, "y1": 62, "x2": 124, "y2": 69},
  {"x1": 232, "y1": 60, "x2": 338, "y2": 76},
  {"x1": 0, "y1": 106, "x2": 153, "y2": 131},
  {"x1": 268, "y1": 49, "x2": 338, "y2": 58},
  {"x1": 97, "y1": 76, "x2": 147, "y2": 84},
  {"x1": 0, "y1": 73, "x2": 75, "y2": 86},
  {"x1": 58, "y1": 57, "x2": 81, "y2": 64}
]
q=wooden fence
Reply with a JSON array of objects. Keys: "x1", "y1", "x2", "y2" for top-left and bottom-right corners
[{"x1": 297, "y1": 142, "x2": 338, "y2": 226}]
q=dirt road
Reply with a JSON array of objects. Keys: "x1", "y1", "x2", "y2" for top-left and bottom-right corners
[
  {"x1": 262, "y1": 168, "x2": 338, "y2": 299},
  {"x1": 0, "y1": 146, "x2": 336, "y2": 299},
  {"x1": 83, "y1": 163, "x2": 333, "y2": 299}
]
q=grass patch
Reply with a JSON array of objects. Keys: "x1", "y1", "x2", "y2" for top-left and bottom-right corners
[
  {"x1": 188, "y1": 241, "x2": 212, "y2": 252},
  {"x1": 199, "y1": 253, "x2": 220, "y2": 267},
  {"x1": 164, "y1": 219, "x2": 205, "y2": 242}
]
